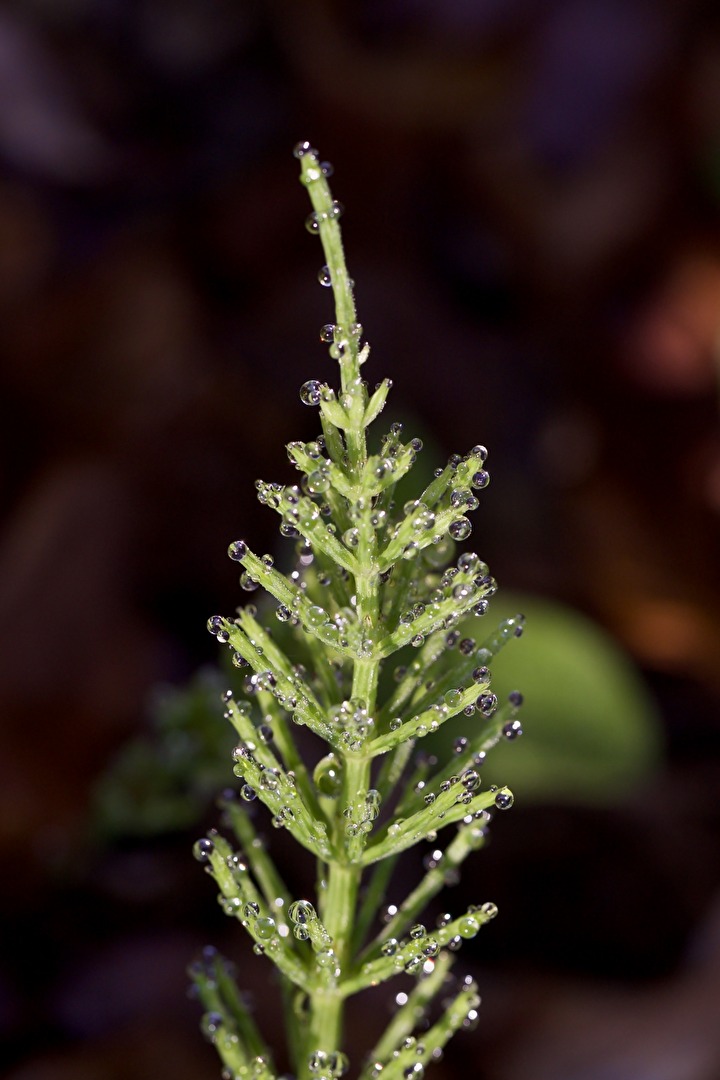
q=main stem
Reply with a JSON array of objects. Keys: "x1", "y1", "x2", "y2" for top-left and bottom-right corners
[{"x1": 300, "y1": 145, "x2": 379, "y2": 1066}]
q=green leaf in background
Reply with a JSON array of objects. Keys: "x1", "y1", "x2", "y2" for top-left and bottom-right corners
[
  {"x1": 95, "y1": 666, "x2": 238, "y2": 838},
  {"x1": 429, "y1": 593, "x2": 663, "y2": 804}
]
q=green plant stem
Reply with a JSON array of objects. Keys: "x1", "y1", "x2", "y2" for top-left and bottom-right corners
[
  {"x1": 352, "y1": 851, "x2": 398, "y2": 953},
  {"x1": 303, "y1": 146, "x2": 379, "y2": 1063}
]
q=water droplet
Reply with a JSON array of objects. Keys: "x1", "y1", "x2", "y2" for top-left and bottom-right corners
[
  {"x1": 293, "y1": 140, "x2": 316, "y2": 159},
  {"x1": 240, "y1": 572, "x2": 259, "y2": 592},
  {"x1": 320, "y1": 161, "x2": 334, "y2": 177},
  {"x1": 449, "y1": 518, "x2": 472, "y2": 541},
  {"x1": 227, "y1": 540, "x2": 247, "y2": 562},
  {"x1": 477, "y1": 692, "x2": 498, "y2": 716},
  {"x1": 343, "y1": 528, "x2": 360, "y2": 548},
  {"x1": 255, "y1": 916, "x2": 276, "y2": 941},
  {"x1": 412, "y1": 508, "x2": 436, "y2": 532},
  {"x1": 300, "y1": 380, "x2": 323, "y2": 406},
  {"x1": 458, "y1": 915, "x2": 480, "y2": 939},
  {"x1": 461, "y1": 768, "x2": 480, "y2": 791},
  {"x1": 243, "y1": 900, "x2": 260, "y2": 921},
  {"x1": 241, "y1": 785, "x2": 257, "y2": 801},
  {"x1": 318, "y1": 265, "x2": 332, "y2": 287},
  {"x1": 305, "y1": 212, "x2": 322, "y2": 234},
  {"x1": 308, "y1": 1050, "x2": 328, "y2": 1073},
  {"x1": 193, "y1": 838, "x2": 214, "y2": 863},
  {"x1": 306, "y1": 605, "x2": 327, "y2": 628},
  {"x1": 314, "y1": 754, "x2": 342, "y2": 797},
  {"x1": 320, "y1": 323, "x2": 336, "y2": 343},
  {"x1": 329, "y1": 200, "x2": 344, "y2": 219},
  {"x1": 409, "y1": 923, "x2": 426, "y2": 939},
  {"x1": 503, "y1": 719, "x2": 523, "y2": 739},
  {"x1": 494, "y1": 788, "x2": 514, "y2": 810},
  {"x1": 288, "y1": 899, "x2": 316, "y2": 924},
  {"x1": 471, "y1": 470, "x2": 490, "y2": 490},
  {"x1": 306, "y1": 469, "x2": 330, "y2": 494},
  {"x1": 201, "y1": 1010, "x2": 223, "y2": 1041}
]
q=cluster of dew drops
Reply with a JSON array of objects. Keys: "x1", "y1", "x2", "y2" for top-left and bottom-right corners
[{"x1": 191, "y1": 144, "x2": 530, "y2": 1080}]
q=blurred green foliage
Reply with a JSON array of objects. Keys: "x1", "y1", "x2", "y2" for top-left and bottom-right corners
[
  {"x1": 429, "y1": 593, "x2": 663, "y2": 803},
  {"x1": 95, "y1": 666, "x2": 238, "y2": 837}
]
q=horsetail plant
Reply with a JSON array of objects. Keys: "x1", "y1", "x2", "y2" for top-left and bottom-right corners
[{"x1": 190, "y1": 142, "x2": 525, "y2": 1080}]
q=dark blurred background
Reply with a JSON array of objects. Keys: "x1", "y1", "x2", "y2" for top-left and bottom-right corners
[{"x1": 2, "y1": 1, "x2": 720, "y2": 1078}]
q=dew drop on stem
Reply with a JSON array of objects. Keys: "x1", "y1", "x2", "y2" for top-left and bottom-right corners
[
  {"x1": 227, "y1": 540, "x2": 247, "y2": 561},
  {"x1": 300, "y1": 380, "x2": 323, "y2": 406},
  {"x1": 449, "y1": 518, "x2": 472, "y2": 541},
  {"x1": 494, "y1": 788, "x2": 514, "y2": 810},
  {"x1": 192, "y1": 838, "x2": 214, "y2": 863},
  {"x1": 293, "y1": 140, "x2": 316, "y2": 159}
]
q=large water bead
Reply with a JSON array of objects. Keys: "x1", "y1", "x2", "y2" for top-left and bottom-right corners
[
  {"x1": 227, "y1": 540, "x2": 247, "y2": 562},
  {"x1": 471, "y1": 469, "x2": 490, "y2": 489},
  {"x1": 254, "y1": 916, "x2": 277, "y2": 941},
  {"x1": 477, "y1": 692, "x2": 498, "y2": 716},
  {"x1": 457, "y1": 551, "x2": 481, "y2": 573},
  {"x1": 192, "y1": 837, "x2": 214, "y2": 863},
  {"x1": 449, "y1": 517, "x2": 472, "y2": 541},
  {"x1": 494, "y1": 787, "x2": 514, "y2": 810},
  {"x1": 300, "y1": 380, "x2": 323, "y2": 406},
  {"x1": 457, "y1": 914, "x2": 480, "y2": 939},
  {"x1": 288, "y1": 899, "x2": 317, "y2": 924}
]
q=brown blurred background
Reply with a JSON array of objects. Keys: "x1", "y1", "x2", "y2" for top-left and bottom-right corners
[{"x1": 2, "y1": 1, "x2": 720, "y2": 1078}]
